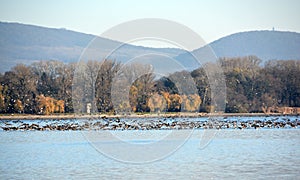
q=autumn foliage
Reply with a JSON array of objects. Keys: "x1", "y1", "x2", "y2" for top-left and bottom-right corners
[
  {"x1": 0, "y1": 57, "x2": 299, "y2": 114},
  {"x1": 36, "y1": 94, "x2": 64, "y2": 115}
]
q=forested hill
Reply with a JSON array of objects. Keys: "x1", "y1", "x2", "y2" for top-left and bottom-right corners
[
  {"x1": 176, "y1": 30, "x2": 300, "y2": 68},
  {"x1": 1, "y1": 22, "x2": 300, "y2": 72},
  {"x1": 209, "y1": 30, "x2": 300, "y2": 60},
  {"x1": 0, "y1": 22, "x2": 92, "y2": 71},
  {"x1": 0, "y1": 22, "x2": 185, "y2": 72}
]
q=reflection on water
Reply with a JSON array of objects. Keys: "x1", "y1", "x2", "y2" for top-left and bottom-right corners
[{"x1": 0, "y1": 120, "x2": 299, "y2": 179}]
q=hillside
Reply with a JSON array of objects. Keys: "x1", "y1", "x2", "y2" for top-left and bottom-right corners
[
  {"x1": 176, "y1": 30, "x2": 300, "y2": 69},
  {"x1": 1, "y1": 22, "x2": 300, "y2": 72},
  {"x1": 0, "y1": 22, "x2": 185, "y2": 72},
  {"x1": 210, "y1": 30, "x2": 300, "y2": 60}
]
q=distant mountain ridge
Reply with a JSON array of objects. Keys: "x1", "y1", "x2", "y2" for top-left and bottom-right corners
[
  {"x1": 0, "y1": 22, "x2": 300, "y2": 72},
  {"x1": 176, "y1": 30, "x2": 300, "y2": 69},
  {"x1": 209, "y1": 30, "x2": 300, "y2": 60},
  {"x1": 0, "y1": 22, "x2": 93, "y2": 71},
  {"x1": 0, "y1": 22, "x2": 186, "y2": 72}
]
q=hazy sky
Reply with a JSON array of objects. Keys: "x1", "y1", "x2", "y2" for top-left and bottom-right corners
[{"x1": 1, "y1": 0, "x2": 299, "y2": 46}]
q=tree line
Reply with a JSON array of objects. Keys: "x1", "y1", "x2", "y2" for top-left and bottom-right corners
[{"x1": 0, "y1": 56, "x2": 299, "y2": 114}]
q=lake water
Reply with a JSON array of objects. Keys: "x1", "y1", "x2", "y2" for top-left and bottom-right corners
[{"x1": 0, "y1": 117, "x2": 299, "y2": 179}]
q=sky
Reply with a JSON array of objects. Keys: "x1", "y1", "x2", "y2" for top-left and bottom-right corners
[{"x1": 0, "y1": 0, "x2": 300, "y2": 47}]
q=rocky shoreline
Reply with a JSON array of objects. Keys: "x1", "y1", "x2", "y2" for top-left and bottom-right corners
[{"x1": 0, "y1": 116, "x2": 299, "y2": 131}]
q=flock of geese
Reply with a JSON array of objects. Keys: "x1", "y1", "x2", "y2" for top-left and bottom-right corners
[{"x1": 1, "y1": 116, "x2": 299, "y2": 131}]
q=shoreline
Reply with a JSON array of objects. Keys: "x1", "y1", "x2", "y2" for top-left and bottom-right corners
[{"x1": 0, "y1": 112, "x2": 298, "y2": 120}]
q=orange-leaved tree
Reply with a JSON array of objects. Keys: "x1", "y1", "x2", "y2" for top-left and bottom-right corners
[{"x1": 36, "y1": 95, "x2": 64, "y2": 115}]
